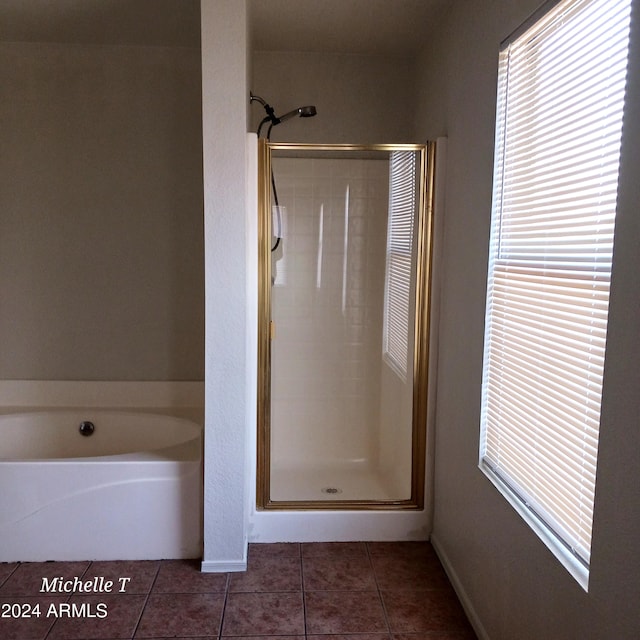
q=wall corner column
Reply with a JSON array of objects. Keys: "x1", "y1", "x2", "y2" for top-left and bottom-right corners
[{"x1": 200, "y1": 0, "x2": 249, "y2": 572}]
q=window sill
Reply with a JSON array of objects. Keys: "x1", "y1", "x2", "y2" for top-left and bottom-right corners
[{"x1": 479, "y1": 461, "x2": 590, "y2": 592}]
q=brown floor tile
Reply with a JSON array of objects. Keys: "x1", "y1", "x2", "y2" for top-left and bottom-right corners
[
  {"x1": 302, "y1": 542, "x2": 368, "y2": 557},
  {"x1": 83, "y1": 560, "x2": 160, "y2": 595},
  {"x1": 368, "y1": 542, "x2": 435, "y2": 560},
  {"x1": 135, "y1": 592, "x2": 224, "y2": 638},
  {"x1": 304, "y1": 590, "x2": 389, "y2": 634},
  {"x1": 0, "y1": 596, "x2": 65, "y2": 640},
  {"x1": 0, "y1": 543, "x2": 476, "y2": 640},
  {"x1": 372, "y1": 555, "x2": 450, "y2": 590},
  {"x1": 152, "y1": 559, "x2": 227, "y2": 593},
  {"x1": 0, "y1": 562, "x2": 90, "y2": 596},
  {"x1": 47, "y1": 594, "x2": 146, "y2": 639},
  {"x1": 0, "y1": 563, "x2": 18, "y2": 587},
  {"x1": 382, "y1": 589, "x2": 474, "y2": 634},
  {"x1": 229, "y1": 556, "x2": 302, "y2": 592},
  {"x1": 248, "y1": 543, "x2": 301, "y2": 560},
  {"x1": 303, "y1": 554, "x2": 376, "y2": 590},
  {"x1": 222, "y1": 591, "x2": 305, "y2": 636}
]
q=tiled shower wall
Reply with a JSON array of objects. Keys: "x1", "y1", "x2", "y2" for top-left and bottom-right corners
[{"x1": 270, "y1": 156, "x2": 414, "y2": 497}]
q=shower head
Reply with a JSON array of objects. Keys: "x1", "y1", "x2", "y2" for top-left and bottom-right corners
[
  {"x1": 250, "y1": 92, "x2": 317, "y2": 137},
  {"x1": 276, "y1": 105, "x2": 318, "y2": 123}
]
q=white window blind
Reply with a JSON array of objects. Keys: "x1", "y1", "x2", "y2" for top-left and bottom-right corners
[
  {"x1": 480, "y1": 0, "x2": 631, "y2": 575},
  {"x1": 383, "y1": 151, "x2": 417, "y2": 379}
]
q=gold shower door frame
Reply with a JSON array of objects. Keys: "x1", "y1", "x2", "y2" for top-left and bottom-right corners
[{"x1": 257, "y1": 140, "x2": 436, "y2": 510}]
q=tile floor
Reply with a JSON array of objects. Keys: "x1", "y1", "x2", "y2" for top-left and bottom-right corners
[{"x1": 0, "y1": 542, "x2": 477, "y2": 639}]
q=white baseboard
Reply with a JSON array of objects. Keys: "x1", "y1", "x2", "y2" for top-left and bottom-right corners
[
  {"x1": 430, "y1": 533, "x2": 490, "y2": 640},
  {"x1": 201, "y1": 559, "x2": 247, "y2": 573}
]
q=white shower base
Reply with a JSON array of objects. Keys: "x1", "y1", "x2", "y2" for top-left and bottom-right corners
[{"x1": 270, "y1": 461, "x2": 407, "y2": 502}]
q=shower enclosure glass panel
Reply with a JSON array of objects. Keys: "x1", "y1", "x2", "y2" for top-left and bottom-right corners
[{"x1": 257, "y1": 142, "x2": 434, "y2": 509}]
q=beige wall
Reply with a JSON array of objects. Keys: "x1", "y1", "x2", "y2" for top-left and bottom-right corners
[
  {"x1": 415, "y1": 0, "x2": 640, "y2": 638},
  {"x1": 0, "y1": 40, "x2": 204, "y2": 381},
  {"x1": 251, "y1": 50, "x2": 417, "y2": 144}
]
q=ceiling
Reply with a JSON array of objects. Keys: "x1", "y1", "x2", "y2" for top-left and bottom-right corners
[{"x1": 0, "y1": 0, "x2": 450, "y2": 55}]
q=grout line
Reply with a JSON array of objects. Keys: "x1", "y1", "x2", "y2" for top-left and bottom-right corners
[
  {"x1": 0, "y1": 562, "x2": 20, "y2": 590},
  {"x1": 44, "y1": 560, "x2": 93, "y2": 639},
  {"x1": 300, "y1": 543, "x2": 308, "y2": 637},
  {"x1": 128, "y1": 559, "x2": 162, "y2": 640},
  {"x1": 366, "y1": 542, "x2": 392, "y2": 638},
  {"x1": 216, "y1": 570, "x2": 232, "y2": 639}
]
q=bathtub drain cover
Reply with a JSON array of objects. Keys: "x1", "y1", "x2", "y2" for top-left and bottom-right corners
[{"x1": 321, "y1": 487, "x2": 343, "y2": 495}]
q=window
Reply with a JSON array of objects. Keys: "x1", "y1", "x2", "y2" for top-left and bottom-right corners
[
  {"x1": 383, "y1": 151, "x2": 417, "y2": 379},
  {"x1": 480, "y1": 0, "x2": 631, "y2": 588}
]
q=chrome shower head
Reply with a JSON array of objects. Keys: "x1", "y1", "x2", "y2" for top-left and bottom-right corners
[
  {"x1": 277, "y1": 105, "x2": 317, "y2": 123},
  {"x1": 250, "y1": 92, "x2": 317, "y2": 137}
]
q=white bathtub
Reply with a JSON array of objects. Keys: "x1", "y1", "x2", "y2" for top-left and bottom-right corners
[{"x1": 0, "y1": 410, "x2": 203, "y2": 562}]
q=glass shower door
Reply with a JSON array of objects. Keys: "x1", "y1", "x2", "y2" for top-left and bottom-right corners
[{"x1": 257, "y1": 142, "x2": 434, "y2": 508}]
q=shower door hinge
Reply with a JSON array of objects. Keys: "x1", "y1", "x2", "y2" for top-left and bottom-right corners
[{"x1": 270, "y1": 320, "x2": 275, "y2": 340}]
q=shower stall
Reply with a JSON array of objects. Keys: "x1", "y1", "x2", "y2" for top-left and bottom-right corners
[{"x1": 257, "y1": 140, "x2": 436, "y2": 511}]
